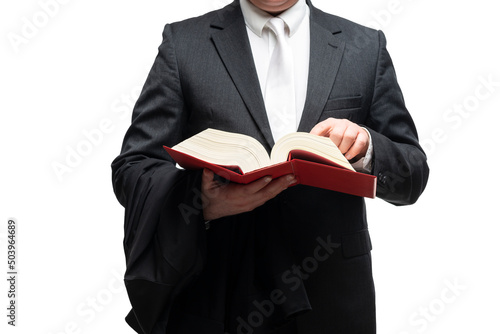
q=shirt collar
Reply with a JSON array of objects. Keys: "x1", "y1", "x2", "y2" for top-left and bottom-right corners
[{"x1": 240, "y1": 0, "x2": 308, "y2": 37}]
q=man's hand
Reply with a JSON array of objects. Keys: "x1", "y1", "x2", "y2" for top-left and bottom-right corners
[
  {"x1": 310, "y1": 118, "x2": 370, "y2": 161},
  {"x1": 201, "y1": 169, "x2": 296, "y2": 221}
]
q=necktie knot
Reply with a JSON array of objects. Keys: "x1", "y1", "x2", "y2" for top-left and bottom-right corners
[{"x1": 266, "y1": 17, "x2": 286, "y2": 38}]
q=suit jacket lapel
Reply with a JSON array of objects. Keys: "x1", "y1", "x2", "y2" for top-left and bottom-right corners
[
  {"x1": 298, "y1": 3, "x2": 345, "y2": 132},
  {"x1": 209, "y1": 1, "x2": 346, "y2": 146},
  {"x1": 210, "y1": 2, "x2": 275, "y2": 149}
]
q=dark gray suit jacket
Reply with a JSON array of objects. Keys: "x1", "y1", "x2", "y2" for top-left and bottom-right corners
[{"x1": 111, "y1": 1, "x2": 429, "y2": 333}]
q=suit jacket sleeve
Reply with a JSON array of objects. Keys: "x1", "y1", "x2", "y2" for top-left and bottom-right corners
[
  {"x1": 111, "y1": 24, "x2": 206, "y2": 334},
  {"x1": 365, "y1": 31, "x2": 429, "y2": 205}
]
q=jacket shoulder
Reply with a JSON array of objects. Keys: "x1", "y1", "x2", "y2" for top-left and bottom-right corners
[
  {"x1": 311, "y1": 6, "x2": 380, "y2": 44},
  {"x1": 167, "y1": 2, "x2": 242, "y2": 36}
]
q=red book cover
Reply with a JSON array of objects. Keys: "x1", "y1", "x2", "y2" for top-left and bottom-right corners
[{"x1": 163, "y1": 146, "x2": 377, "y2": 198}]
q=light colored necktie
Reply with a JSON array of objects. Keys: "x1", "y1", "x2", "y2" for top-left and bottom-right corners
[{"x1": 264, "y1": 17, "x2": 296, "y2": 144}]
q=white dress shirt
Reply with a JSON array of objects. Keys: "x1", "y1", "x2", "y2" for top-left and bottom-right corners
[
  {"x1": 240, "y1": 0, "x2": 309, "y2": 128},
  {"x1": 240, "y1": 0, "x2": 373, "y2": 172}
]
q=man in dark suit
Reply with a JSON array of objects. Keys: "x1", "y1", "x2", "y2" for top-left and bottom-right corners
[{"x1": 111, "y1": 0, "x2": 429, "y2": 333}]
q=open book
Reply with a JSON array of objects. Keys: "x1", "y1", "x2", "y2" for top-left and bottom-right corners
[{"x1": 164, "y1": 128, "x2": 376, "y2": 198}]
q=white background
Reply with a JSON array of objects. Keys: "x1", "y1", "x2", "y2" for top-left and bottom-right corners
[{"x1": 1, "y1": 0, "x2": 499, "y2": 333}]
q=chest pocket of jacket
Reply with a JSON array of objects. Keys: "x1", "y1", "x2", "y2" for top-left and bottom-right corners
[{"x1": 318, "y1": 95, "x2": 363, "y2": 122}]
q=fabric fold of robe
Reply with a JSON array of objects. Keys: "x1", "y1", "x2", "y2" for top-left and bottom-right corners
[{"x1": 112, "y1": 157, "x2": 312, "y2": 334}]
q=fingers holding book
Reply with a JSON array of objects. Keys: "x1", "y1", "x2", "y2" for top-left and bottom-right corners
[{"x1": 201, "y1": 169, "x2": 297, "y2": 221}]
